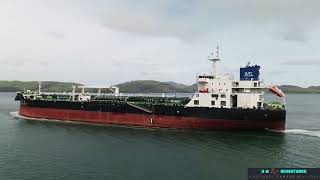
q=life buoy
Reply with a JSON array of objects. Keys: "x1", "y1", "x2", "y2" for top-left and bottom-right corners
[{"x1": 199, "y1": 88, "x2": 209, "y2": 93}]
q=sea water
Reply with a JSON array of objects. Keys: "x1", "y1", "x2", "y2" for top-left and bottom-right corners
[{"x1": 0, "y1": 93, "x2": 319, "y2": 180}]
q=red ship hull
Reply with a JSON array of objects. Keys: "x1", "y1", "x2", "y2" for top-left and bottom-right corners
[{"x1": 19, "y1": 105, "x2": 285, "y2": 130}]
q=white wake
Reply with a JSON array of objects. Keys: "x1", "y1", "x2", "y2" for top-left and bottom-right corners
[
  {"x1": 9, "y1": 111, "x2": 49, "y2": 121},
  {"x1": 282, "y1": 129, "x2": 320, "y2": 138},
  {"x1": 10, "y1": 111, "x2": 20, "y2": 118}
]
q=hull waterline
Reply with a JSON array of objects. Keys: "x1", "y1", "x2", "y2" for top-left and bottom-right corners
[{"x1": 19, "y1": 105, "x2": 285, "y2": 130}]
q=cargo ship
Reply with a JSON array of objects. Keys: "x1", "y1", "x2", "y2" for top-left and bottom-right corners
[{"x1": 15, "y1": 48, "x2": 286, "y2": 130}]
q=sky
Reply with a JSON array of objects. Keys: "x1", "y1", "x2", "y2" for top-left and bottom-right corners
[{"x1": 0, "y1": 0, "x2": 319, "y2": 87}]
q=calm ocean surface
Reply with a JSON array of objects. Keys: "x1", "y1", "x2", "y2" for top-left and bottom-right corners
[{"x1": 0, "y1": 92, "x2": 319, "y2": 180}]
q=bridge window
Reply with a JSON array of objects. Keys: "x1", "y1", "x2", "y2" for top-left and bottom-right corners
[
  {"x1": 221, "y1": 94, "x2": 226, "y2": 98},
  {"x1": 221, "y1": 101, "x2": 226, "y2": 106},
  {"x1": 254, "y1": 82, "x2": 257, "y2": 87},
  {"x1": 194, "y1": 100, "x2": 199, "y2": 105},
  {"x1": 211, "y1": 94, "x2": 218, "y2": 100},
  {"x1": 211, "y1": 101, "x2": 215, "y2": 106},
  {"x1": 199, "y1": 75, "x2": 214, "y2": 79},
  {"x1": 257, "y1": 102, "x2": 262, "y2": 108}
]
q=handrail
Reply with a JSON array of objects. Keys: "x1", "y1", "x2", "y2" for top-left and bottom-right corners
[{"x1": 126, "y1": 102, "x2": 152, "y2": 114}]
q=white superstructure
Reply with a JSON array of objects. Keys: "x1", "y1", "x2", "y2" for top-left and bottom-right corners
[{"x1": 186, "y1": 47, "x2": 265, "y2": 109}]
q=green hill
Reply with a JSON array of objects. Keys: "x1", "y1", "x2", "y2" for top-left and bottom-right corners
[
  {"x1": 278, "y1": 85, "x2": 320, "y2": 94},
  {"x1": 0, "y1": 80, "x2": 319, "y2": 94},
  {"x1": 116, "y1": 80, "x2": 196, "y2": 93},
  {"x1": 116, "y1": 82, "x2": 320, "y2": 94},
  {"x1": 0, "y1": 81, "x2": 82, "y2": 92}
]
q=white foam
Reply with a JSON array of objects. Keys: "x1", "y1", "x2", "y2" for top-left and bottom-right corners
[
  {"x1": 283, "y1": 129, "x2": 320, "y2": 138},
  {"x1": 10, "y1": 111, "x2": 20, "y2": 118},
  {"x1": 10, "y1": 111, "x2": 50, "y2": 121}
]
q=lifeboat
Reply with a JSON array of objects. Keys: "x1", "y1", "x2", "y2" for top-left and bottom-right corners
[{"x1": 270, "y1": 85, "x2": 285, "y2": 97}]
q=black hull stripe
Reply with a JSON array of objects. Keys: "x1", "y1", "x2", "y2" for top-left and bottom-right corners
[{"x1": 19, "y1": 99, "x2": 286, "y2": 122}]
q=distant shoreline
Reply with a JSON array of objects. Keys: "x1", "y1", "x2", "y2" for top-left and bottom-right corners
[{"x1": 0, "y1": 80, "x2": 319, "y2": 94}]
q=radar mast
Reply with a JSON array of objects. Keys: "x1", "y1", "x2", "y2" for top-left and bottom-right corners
[{"x1": 208, "y1": 46, "x2": 220, "y2": 76}]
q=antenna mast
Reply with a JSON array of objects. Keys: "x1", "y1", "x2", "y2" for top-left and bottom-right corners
[
  {"x1": 38, "y1": 81, "x2": 42, "y2": 94},
  {"x1": 208, "y1": 46, "x2": 221, "y2": 76}
]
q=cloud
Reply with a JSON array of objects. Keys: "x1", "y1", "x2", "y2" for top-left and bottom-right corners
[
  {"x1": 97, "y1": 0, "x2": 320, "y2": 42},
  {"x1": 111, "y1": 57, "x2": 159, "y2": 67},
  {"x1": 0, "y1": 0, "x2": 319, "y2": 87},
  {"x1": 99, "y1": 1, "x2": 201, "y2": 41},
  {"x1": 48, "y1": 32, "x2": 65, "y2": 39},
  {"x1": 0, "y1": 57, "x2": 52, "y2": 68},
  {"x1": 281, "y1": 32, "x2": 306, "y2": 42},
  {"x1": 139, "y1": 71, "x2": 174, "y2": 79},
  {"x1": 264, "y1": 70, "x2": 288, "y2": 77},
  {"x1": 282, "y1": 59, "x2": 320, "y2": 66}
]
